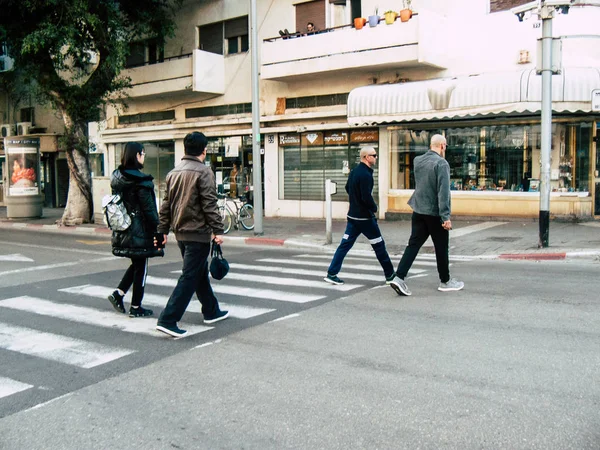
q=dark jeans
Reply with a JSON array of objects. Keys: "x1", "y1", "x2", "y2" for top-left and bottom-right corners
[
  {"x1": 157, "y1": 241, "x2": 220, "y2": 326},
  {"x1": 117, "y1": 258, "x2": 148, "y2": 307},
  {"x1": 396, "y1": 212, "x2": 450, "y2": 283},
  {"x1": 327, "y1": 218, "x2": 394, "y2": 278}
]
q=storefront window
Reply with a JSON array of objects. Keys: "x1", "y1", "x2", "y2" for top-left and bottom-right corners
[
  {"x1": 206, "y1": 135, "x2": 263, "y2": 203},
  {"x1": 115, "y1": 141, "x2": 175, "y2": 204},
  {"x1": 280, "y1": 129, "x2": 379, "y2": 201},
  {"x1": 390, "y1": 123, "x2": 592, "y2": 193}
]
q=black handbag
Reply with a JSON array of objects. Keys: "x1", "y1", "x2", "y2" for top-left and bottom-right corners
[{"x1": 209, "y1": 241, "x2": 229, "y2": 280}]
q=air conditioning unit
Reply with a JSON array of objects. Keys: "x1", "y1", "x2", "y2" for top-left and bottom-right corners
[
  {"x1": 1, "y1": 124, "x2": 15, "y2": 137},
  {"x1": 0, "y1": 55, "x2": 14, "y2": 72},
  {"x1": 17, "y1": 122, "x2": 32, "y2": 135}
]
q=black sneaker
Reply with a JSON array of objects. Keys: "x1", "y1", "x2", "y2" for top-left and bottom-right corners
[
  {"x1": 156, "y1": 324, "x2": 188, "y2": 337},
  {"x1": 204, "y1": 310, "x2": 230, "y2": 324},
  {"x1": 108, "y1": 290, "x2": 125, "y2": 314},
  {"x1": 129, "y1": 306, "x2": 153, "y2": 317},
  {"x1": 324, "y1": 273, "x2": 344, "y2": 285}
]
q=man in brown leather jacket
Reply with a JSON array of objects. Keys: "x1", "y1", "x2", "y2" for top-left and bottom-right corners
[{"x1": 155, "y1": 131, "x2": 229, "y2": 337}]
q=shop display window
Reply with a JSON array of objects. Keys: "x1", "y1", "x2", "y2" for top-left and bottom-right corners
[
  {"x1": 390, "y1": 123, "x2": 592, "y2": 193},
  {"x1": 115, "y1": 141, "x2": 174, "y2": 204}
]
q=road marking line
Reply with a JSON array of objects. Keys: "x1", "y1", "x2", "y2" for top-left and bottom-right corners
[
  {"x1": 271, "y1": 313, "x2": 301, "y2": 322},
  {"x1": 220, "y1": 272, "x2": 363, "y2": 291},
  {"x1": 0, "y1": 296, "x2": 212, "y2": 337},
  {"x1": 295, "y1": 253, "x2": 440, "y2": 263},
  {"x1": 0, "y1": 240, "x2": 111, "y2": 256},
  {"x1": 224, "y1": 264, "x2": 425, "y2": 279},
  {"x1": 0, "y1": 254, "x2": 35, "y2": 262},
  {"x1": 58, "y1": 285, "x2": 275, "y2": 319},
  {"x1": 0, "y1": 377, "x2": 34, "y2": 399},
  {"x1": 0, "y1": 257, "x2": 116, "y2": 277},
  {"x1": 258, "y1": 258, "x2": 438, "y2": 269},
  {"x1": 0, "y1": 321, "x2": 134, "y2": 368},
  {"x1": 146, "y1": 276, "x2": 324, "y2": 303},
  {"x1": 167, "y1": 270, "x2": 364, "y2": 290}
]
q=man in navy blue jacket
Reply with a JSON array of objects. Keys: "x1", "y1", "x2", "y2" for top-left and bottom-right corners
[{"x1": 324, "y1": 147, "x2": 396, "y2": 285}]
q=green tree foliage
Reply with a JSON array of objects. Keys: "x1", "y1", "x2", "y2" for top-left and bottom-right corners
[{"x1": 0, "y1": 0, "x2": 180, "y2": 224}]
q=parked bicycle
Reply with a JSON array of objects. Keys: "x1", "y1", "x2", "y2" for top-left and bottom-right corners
[{"x1": 217, "y1": 194, "x2": 254, "y2": 234}]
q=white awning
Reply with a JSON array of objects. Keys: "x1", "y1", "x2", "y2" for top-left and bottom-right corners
[{"x1": 347, "y1": 67, "x2": 600, "y2": 126}]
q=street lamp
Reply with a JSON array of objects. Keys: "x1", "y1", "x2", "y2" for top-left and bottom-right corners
[
  {"x1": 510, "y1": 0, "x2": 572, "y2": 248},
  {"x1": 250, "y1": 0, "x2": 263, "y2": 235}
]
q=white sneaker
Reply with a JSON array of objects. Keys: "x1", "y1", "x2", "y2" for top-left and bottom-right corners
[
  {"x1": 438, "y1": 278, "x2": 464, "y2": 292},
  {"x1": 390, "y1": 277, "x2": 411, "y2": 296}
]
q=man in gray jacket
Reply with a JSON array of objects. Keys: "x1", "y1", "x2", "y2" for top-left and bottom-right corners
[
  {"x1": 155, "y1": 131, "x2": 229, "y2": 337},
  {"x1": 389, "y1": 134, "x2": 464, "y2": 296}
]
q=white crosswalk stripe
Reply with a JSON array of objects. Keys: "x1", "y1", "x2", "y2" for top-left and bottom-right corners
[
  {"x1": 0, "y1": 251, "x2": 442, "y2": 400},
  {"x1": 295, "y1": 253, "x2": 459, "y2": 264},
  {"x1": 58, "y1": 285, "x2": 276, "y2": 319},
  {"x1": 259, "y1": 257, "x2": 438, "y2": 269},
  {"x1": 227, "y1": 263, "x2": 425, "y2": 279},
  {"x1": 0, "y1": 377, "x2": 33, "y2": 399},
  {"x1": 146, "y1": 276, "x2": 326, "y2": 303},
  {"x1": 168, "y1": 271, "x2": 364, "y2": 291},
  {"x1": 0, "y1": 296, "x2": 212, "y2": 337},
  {"x1": 0, "y1": 322, "x2": 133, "y2": 369}
]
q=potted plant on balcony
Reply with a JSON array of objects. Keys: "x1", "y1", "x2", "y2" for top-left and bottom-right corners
[
  {"x1": 384, "y1": 10, "x2": 397, "y2": 24},
  {"x1": 400, "y1": 0, "x2": 413, "y2": 22},
  {"x1": 368, "y1": 8, "x2": 380, "y2": 27},
  {"x1": 354, "y1": 17, "x2": 367, "y2": 29}
]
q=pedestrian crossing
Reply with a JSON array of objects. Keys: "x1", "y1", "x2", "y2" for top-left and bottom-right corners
[{"x1": 0, "y1": 251, "x2": 452, "y2": 404}]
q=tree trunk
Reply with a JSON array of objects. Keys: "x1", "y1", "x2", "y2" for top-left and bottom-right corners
[{"x1": 59, "y1": 115, "x2": 93, "y2": 226}]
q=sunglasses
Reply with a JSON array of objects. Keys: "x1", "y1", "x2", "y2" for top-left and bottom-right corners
[{"x1": 368, "y1": 154, "x2": 378, "y2": 158}]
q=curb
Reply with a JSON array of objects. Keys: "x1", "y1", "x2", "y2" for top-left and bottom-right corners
[{"x1": 2, "y1": 220, "x2": 599, "y2": 261}]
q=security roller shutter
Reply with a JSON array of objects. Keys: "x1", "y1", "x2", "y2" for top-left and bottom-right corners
[{"x1": 295, "y1": 0, "x2": 325, "y2": 33}]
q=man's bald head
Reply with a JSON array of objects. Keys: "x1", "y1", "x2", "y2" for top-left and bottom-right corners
[
  {"x1": 360, "y1": 146, "x2": 378, "y2": 167},
  {"x1": 430, "y1": 134, "x2": 447, "y2": 157}
]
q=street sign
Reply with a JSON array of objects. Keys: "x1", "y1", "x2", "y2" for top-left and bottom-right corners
[{"x1": 592, "y1": 89, "x2": 600, "y2": 112}]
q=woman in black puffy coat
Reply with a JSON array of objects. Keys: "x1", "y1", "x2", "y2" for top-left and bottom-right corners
[{"x1": 108, "y1": 142, "x2": 162, "y2": 317}]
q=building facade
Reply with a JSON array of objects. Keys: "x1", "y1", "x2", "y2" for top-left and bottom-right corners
[{"x1": 90, "y1": 0, "x2": 600, "y2": 221}]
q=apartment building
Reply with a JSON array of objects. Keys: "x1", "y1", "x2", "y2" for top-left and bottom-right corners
[{"x1": 87, "y1": 0, "x2": 600, "y2": 220}]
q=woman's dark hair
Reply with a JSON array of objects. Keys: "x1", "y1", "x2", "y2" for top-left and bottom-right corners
[{"x1": 121, "y1": 142, "x2": 144, "y2": 169}]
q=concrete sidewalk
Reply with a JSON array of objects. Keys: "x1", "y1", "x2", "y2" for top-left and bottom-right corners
[{"x1": 1, "y1": 206, "x2": 599, "y2": 261}]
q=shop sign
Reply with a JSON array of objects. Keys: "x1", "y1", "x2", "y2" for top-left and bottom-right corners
[
  {"x1": 301, "y1": 132, "x2": 323, "y2": 147},
  {"x1": 279, "y1": 133, "x2": 300, "y2": 146},
  {"x1": 6, "y1": 137, "x2": 40, "y2": 196},
  {"x1": 350, "y1": 130, "x2": 379, "y2": 143},
  {"x1": 324, "y1": 131, "x2": 348, "y2": 145},
  {"x1": 592, "y1": 89, "x2": 600, "y2": 112}
]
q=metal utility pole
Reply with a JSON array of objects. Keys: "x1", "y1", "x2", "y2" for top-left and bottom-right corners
[
  {"x1": 250, "y1": 0, "x2": 263, "y2": 235},
  {"x1": 538, "y1": 5, "x2": 553, "y2": 248}
]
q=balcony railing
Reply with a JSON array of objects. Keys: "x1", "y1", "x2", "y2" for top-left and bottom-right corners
[{"x1": 261, "y1": 10, "x2": 448, "y2": 80}]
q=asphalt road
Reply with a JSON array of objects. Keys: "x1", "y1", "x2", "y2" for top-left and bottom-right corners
[
  {"x1": 0, "y1": 229, "x2": 440, "y2": 419},
  {"x1": 1, "y1": 229, "x2": 599, "y2": 449}
]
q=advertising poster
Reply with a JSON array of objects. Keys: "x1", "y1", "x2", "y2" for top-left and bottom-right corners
[{"x1": 7, "y1": 139, "x2": 40, "y2": 196}]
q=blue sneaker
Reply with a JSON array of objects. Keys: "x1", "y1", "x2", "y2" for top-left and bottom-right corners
[{"x1": 204, "y1": 310, "x2": 230, "y2": 324}]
